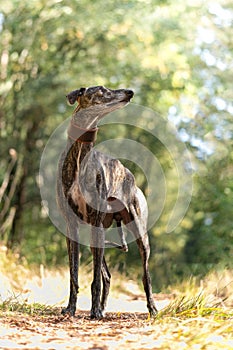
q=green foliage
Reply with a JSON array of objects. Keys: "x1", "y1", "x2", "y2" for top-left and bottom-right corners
[{"x1": 0, "y1": 0, "x2": 232, "y2": 286}]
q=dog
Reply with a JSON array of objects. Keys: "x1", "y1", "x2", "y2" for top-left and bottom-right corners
[{"x1": 57, "y1": 86, "x2": 157, "y2": 319}]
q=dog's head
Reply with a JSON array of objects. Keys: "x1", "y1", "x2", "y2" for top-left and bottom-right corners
[{"x1": 66, "y1": 86, "x2": 134, "y2": 111}]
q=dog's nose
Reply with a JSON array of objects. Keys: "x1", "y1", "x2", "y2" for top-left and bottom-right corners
[{"x1": 126, "y1": 89, "x2": 134, "y2": 98}]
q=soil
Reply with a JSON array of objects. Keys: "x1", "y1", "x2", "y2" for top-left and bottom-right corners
[{"x1": 0, "y1": 309, "x2": 157, "y2": 350}]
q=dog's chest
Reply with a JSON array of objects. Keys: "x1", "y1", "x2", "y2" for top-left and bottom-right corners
[
  {"x1": 66, "y1": 148, "x2": 136, "y2": 220},
  {"x1": 67, "y1": 146, "x2": 89, "y2": 221},
  {"x1": 68, "y1": 171, "x2": 88, "y2": 221}
]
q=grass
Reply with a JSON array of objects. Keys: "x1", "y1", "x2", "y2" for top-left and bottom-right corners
[
  {"x1": 157, "y1": 293, "x2": 233, "y2": 319},
  {"x1": 0, "y1": 296, "x2": 58, "y2": 316}
]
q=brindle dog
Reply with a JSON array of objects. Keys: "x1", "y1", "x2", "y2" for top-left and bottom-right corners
[{"x1": 57, "y1": 86, "x2": 157, "y2": 319}]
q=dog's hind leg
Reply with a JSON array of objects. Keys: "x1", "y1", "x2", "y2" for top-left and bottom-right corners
[
  {"x1": 135, "y1": 232, "x2": 157, "y2": 317},
  {"x1": 62, "y1": 223, "x2": 79, "y2": 317},
  {"x1": 129, "y1": 202, "x2": 157, "y2": 318},
  {"x1": 101, "y1": 256, "x2": 111, "y2": 313}
]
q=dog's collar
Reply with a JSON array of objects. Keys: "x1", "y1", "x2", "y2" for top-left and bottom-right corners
[{"x1": 67, "y1": 121, "x2": 98, "y2": 143}]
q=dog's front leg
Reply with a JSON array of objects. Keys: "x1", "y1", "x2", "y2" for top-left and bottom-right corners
[
  {"x1": 62, "y1": 224, "x2": 79, "y2": 316},
  {"x1": 90, "y1": 225, "x2": 105, "y2": 319}
]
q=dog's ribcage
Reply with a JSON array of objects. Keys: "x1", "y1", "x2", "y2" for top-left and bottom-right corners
[{"x1": 68, "y1": 148, "x2": 136, "y2": 219}]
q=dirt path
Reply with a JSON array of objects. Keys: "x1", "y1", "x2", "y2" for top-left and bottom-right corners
[
  {"x1": 0, "y1": 294, "x2": 173, "y2": 349},
  {"x1": 1, "y1": 309, "x2": 157, "y2": 350},
  {"x1": 1, "y1": 265, "x2": 232, "y2": 349},
  {"x1": 1, "y1": 295, "x2": 233, "y2": 349},
  {"x1": 0, "y1": 265, "x2": 172, "y2": 349}
]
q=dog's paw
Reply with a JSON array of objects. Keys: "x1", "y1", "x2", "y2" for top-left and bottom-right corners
[
  {"x1": 148, "y1": 305, "x2": 158, "y2": 319},
  {"x1": 61, "y1": 306, "x2": 76, "y2": 317},
  {"x1": 90, "y1": 308, "x2": 104, "y2": 319}
]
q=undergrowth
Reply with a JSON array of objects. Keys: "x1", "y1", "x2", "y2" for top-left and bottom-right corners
[
  {"x1": 0, "y1": 296, "x2": 58, "y2": 316},
  {"x1": 156, "y1": 293, "x2": 233, "y2": 320}
]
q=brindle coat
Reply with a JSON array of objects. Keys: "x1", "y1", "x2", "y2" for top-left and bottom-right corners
[{"x1": 57, "y1": 86, "x2": 157, "y2": 319}]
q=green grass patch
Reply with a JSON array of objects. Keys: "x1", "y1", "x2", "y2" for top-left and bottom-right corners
[
  {"x1": 0, "y1": 296, "x2": 59, "y2": 317},
  {"x1": 156, "y1": 293, "x2": 233, "y2": 321}
]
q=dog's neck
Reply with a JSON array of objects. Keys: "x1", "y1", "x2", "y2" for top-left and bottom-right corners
[
  {"x1": 67, "y1": 120, "x2": 98, "y2": 144},
  {"x1": 66, "y1": 110, "x2": 99, "y2": 151},
  {"x1": 65, "y1": 130, "x2": 94, "y2": 170},
  {"x1": 72, "y1": 108, "x2": 103, "y2": 129}
]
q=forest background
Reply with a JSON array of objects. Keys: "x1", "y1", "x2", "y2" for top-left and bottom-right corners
[{"x1": 0, "y1": 0, "x2": 232, "y2": 291}]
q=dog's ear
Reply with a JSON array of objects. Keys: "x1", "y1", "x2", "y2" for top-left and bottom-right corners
[{"x1": 66, "y1": 88, "x2": 86, "y2": 105}]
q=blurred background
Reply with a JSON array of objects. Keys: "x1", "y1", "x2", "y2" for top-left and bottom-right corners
[{"x1": 0, "y1": 0, "x2": 232, "y2": 290}]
